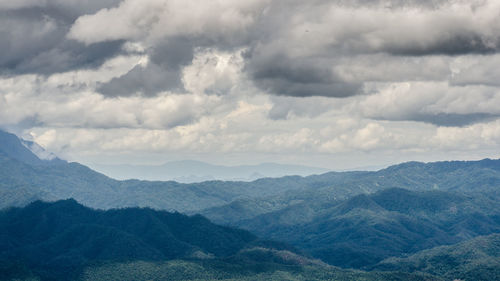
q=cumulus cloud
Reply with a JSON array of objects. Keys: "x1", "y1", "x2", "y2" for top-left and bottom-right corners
[
  {"x1": 2, "y1": 0, "x2": 500, "y2": 168},
  {"x1": 358, "y1": 82, "x2": 500, "y2": 126},
  {"x1": 68, "y1": 0, "x2": 267, "y2": 96},
  {"x1": 450, "y1": 54, "x2": 500, "y2": 87},
  {"x1": 61, "y1": 0, "x2": 500, "y2": 99},
  {"x1": 67, "y1": 0, "x2": 267, "y2": 44},
  {"x1": 0, "y1": 74, "x2": 223, "y2": 130},
  {"x1": 241, "y1": 0, "x2": 500, "y2": 98}
]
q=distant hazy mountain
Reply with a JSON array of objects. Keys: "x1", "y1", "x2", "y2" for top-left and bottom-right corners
[
  {"x1": 91, "y1": 160, "x2": 330, "y2": 182},
  {"x1": 0, "y1": 129, "x2": 334, "y2": 211},
  {"x1": 1, "y1": 128, "x2": 500, "y2": 216}
]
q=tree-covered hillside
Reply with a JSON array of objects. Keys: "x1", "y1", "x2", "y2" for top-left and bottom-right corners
[
  {"x1": 200, "y1": 159, "x2": 500, "y2": 225},
  {"x1": 374, "y1": 233, "x2": 500, "y2": 281},
  {"x1": 0, "y1": 200, "x2": 262, "y2": 280},
  {"x1": 1, "y1": 129, "x2": 500, "y2": 281},
  {"x1": 0, "y1": 200, "x2": 438, "y2": 281},
  {"x1": 231, "y1": 188, "x2": 500, "y2": 269}
]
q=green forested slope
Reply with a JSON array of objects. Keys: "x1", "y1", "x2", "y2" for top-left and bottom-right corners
[
  {"x1": 0, "y1": 200, "x2": 258, "y2": 280},
  {"x1": 0, "y1": 200, "x2": 439, "y2": 281},
  {"x1": 374, "y1": 233, "x2": 500, "y2": 281},
  {"x1": 232, "y1": 188, "x2": 500, "y2": 269},
  {"x1": 201, "y1": 159, "x2": 500, "y2": 225},
  {"x1": 81, "y1": 259, "x2": 440, "y2": 281}
]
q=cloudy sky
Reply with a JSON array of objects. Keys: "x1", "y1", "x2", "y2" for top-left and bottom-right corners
[{"x1": 1, "y1": 0, "x2": 500, "y2": 170}]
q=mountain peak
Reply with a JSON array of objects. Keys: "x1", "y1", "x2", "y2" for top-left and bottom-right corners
[{"x1": 0, "y1": 129, "x2": 65, "y2": 166}]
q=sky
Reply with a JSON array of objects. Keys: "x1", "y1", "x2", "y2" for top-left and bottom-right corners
[{"x1": 1, "y1": 0, "x2": 500, "y2": 170}]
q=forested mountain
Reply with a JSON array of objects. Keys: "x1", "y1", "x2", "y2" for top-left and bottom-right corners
[
  {"x1": 200, "y1": 159, "x2": 500, "y2": 225},
  {"x1": 228, "y1": 188, "x2": 500, "y2": 269},
  {"x1": 374, "y1": 233, "x2": 500, "y2": 281},
  {"x1": 0, "y1": 199, "x2": 261, "y2": 280},
  {"x1": 0, "y1": 200, "x2": 437, "y2": 281},
  {"x1": 2, "y1": 129, "x2": 500, "y2": 217},
  {"x1": 1, "y1": 129, "x2": 500, "y2": 280}
]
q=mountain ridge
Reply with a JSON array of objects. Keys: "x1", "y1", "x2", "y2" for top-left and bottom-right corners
[
  {"x1": 90, "y1": 160, "x2": 330, "y2": 182},
  {"x1": 0, "y1": 199, "x2": 261, "y2": 280},
  {"x1": 0, "y1": 130, "x2": 65, "y2": 166}
]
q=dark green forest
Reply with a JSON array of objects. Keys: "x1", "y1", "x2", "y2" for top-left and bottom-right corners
[{"x1": 0, "y1": 200, "x2": 437, "y2": 281}]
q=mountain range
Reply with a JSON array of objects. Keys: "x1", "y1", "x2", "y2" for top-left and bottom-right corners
[
  {"x1": 231, "y1": 188, "x2": 500, "y2": 269},
  {"x1": 0, "y1": 130, "x2": 329, "y2": 211},
  {"x1": 0, "y1": 129, "x2": 499, "y2": 280},
  {"x1": 91, "y1": 161, "x2": 329, "y2": 183}
]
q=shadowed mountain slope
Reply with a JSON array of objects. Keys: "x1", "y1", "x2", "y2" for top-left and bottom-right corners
[{"x1": 0, "y1": 199, "x2": 260, "y2": 280}]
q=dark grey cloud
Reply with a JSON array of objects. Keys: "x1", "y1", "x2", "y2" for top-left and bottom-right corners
[
  {"x1": 97, "y1": 37, "x2": 198, "y2": 97},
  {"x1": 236, "y1": 0, "x2": 500, "y2": 98},
  {"x1": 95, "y1": 27, "x2": 255, "y2": 97},
  {"x1": 0, "y1": 1, "x2": 123, "y2": 76},
  {"x1": 419, "y1": 113, "x2": 500, "y2": 127},
  {"x1": 376, "y1": 113, "x2": 500, "y2": 127},
  {"x1": 244, "y1": 50, "x2": 362, "y2": 97},
  {"x1": 387, "y1": 34, "x2": 500, "y2": 56},
  {"x1": 3, "y1": 0, "x2": 500, "y2": 104},
  {"x1": 97, "y1": 63, "x2": 183, "y2": 97}
]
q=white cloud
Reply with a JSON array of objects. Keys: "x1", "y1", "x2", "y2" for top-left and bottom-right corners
[
  {"x1": 451, "y1": 54, "x2": 500, "y2": 87},
  {"x1": 358, "y1": 81, "x2": 500, "y2": 126},
  {"x1": 68, "y1": 0, "x2": 268, "y2": 45},
  {"x1": 1, "y1": 0, "x2": 500, "y2": 169},
  {"x1": 182, "y1": 48, "x2": 246, "y2": 95}
]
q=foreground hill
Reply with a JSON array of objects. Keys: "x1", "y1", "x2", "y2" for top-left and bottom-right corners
[
  {"x1": 80, "y1": 259, "x2": 440, "y2": 281},
  {"x1": 374, "y1": 233, "x2": 500, "y2": 281},
  {"x1": 0, "y1": 200, "x2": 437, "y2": 281},
  {"x1": 0, "y1": 199, "x2": 262, "y2": 280},
  {"x1": 231, "y1": 188, "x2": 500, "y2": 269}
]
